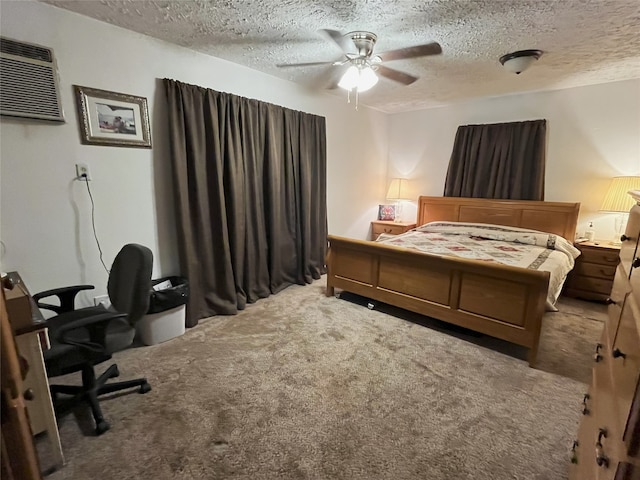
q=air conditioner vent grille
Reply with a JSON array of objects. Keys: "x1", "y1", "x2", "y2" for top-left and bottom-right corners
[
  {"x1": 0, "y1": 37, "x2": 64, "y2": 122},
  {"x1": 0, "y1": 37, "x2": 52, "y2": 63}
]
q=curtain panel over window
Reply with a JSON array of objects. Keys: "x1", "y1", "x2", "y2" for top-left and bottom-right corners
[
  {"x1": 164, "y1": 79, "x2": 327, "y2": 326},
  {"x1": 443, "y1": 120, "x2": 546, "y2": 200}
]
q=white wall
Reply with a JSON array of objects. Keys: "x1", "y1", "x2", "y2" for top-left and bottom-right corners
[
  {"x1": 388, "y1": 80, "x2": 640, "y2": 240},
  {"x1": 2, "y1": 1, "x2": 637, "y2": 309},
  {"x1": 0, "y1": 0, "x2": 388, "y2": 304}
]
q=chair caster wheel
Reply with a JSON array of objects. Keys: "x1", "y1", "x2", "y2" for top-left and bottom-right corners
[
  {"x1": 95, "y1": 421, "x2": 110, "y2": 435},
  {"x1": 139, "y1": 382, "x2": 151, "y2": 394},
  {"x1": 367, "y1": 302, "x2": 375, "y2": 310},
  {"x1": 112, "y1": 366, "x2": 120, "y2": 378}
]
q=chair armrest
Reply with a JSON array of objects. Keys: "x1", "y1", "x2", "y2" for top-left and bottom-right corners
[
  {"x1": 53, "y1": 311, "x2": 126, "y2": 354},
  {"x1": 33, "y1": 285, "x2": 95, "y2": 314}
]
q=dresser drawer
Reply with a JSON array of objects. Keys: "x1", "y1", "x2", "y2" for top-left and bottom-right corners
[
  {"x1": 606, "y1": 266, "x2": 632, "y2": 344},
  {"x1": 572, "y1": 381, "x2": 597, "y2": 480},
  {"x1": 610, "y1": 295, "x2": 640, "y2": 435},
  {"x1": 593, "y1": 348, "x2": 625, "y2": 480},
  {"x1": 620, "y1": 205, "x2": 640, "y2": 278}
]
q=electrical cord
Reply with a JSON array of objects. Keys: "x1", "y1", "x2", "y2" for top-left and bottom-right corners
[{"x1": 82, "y1": 174, "x2": 110, "y2": 274}]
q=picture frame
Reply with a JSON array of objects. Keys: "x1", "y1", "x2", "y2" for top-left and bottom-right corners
[
  {"x1": 74, "y1": 85, "x2": 151, "y2": 148},
  {"x1": 378, "y1": 204, "x2": 396, "y2": 221}
]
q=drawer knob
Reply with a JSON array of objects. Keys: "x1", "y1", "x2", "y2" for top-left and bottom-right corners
[
  {"x1": 582, "y1": 393, "x2": 590, "y2": 415},
  {"x1": 620, "y1": 234, "x2": 631, "y2": 242},
  {"x1": 23, "y1": 388, "x2": 35, "y2": 401},
  {"x1": 595, "y1": 428, "x2": 609, "y2": 468},
  {"x1": 633, "y1": 257, "x2": 640, "y2": 269},
  {"x1": 571, "y1": 440, "x2": 579, "y2": 464},
  {"x1": 594, "y1": 343, "x2": 603, "y2": 363},
  {"x1": 612, "y1": 348, "x2": 626, "y2": 359},
  {"x1": 595, "y1": 449, "x2": 609, "y2": 468}
]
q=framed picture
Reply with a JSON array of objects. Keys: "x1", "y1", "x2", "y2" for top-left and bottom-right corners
[
  {"x1": 378, "y1": 204, "x2": 396, "y2": 221},
  {"x1": 74, "y1": 85, "x2": 151, "y2": 148}
]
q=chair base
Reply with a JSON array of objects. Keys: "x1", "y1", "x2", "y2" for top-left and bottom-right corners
[{"x1": 50, "y1": 363, "x2": 151, "y2": 435}]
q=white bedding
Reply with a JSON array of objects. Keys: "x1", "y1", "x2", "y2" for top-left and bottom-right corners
[{"x1": 376, "y1": 221, "x2": 581, "y2": 311}]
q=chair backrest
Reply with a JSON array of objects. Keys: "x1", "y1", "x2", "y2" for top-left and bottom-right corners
[{"x1": 107, "y1": 244, "x2": 153, "y2": 325}]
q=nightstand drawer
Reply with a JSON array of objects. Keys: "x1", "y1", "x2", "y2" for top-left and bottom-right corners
[
  {"x1": 373, "y1": 224, "x2": 407, "y2": 236},
  {"x1": 574, "y1": 262, "x2": 617, "y2": 280},
  {"x1": 569, "y1": 276, "x2": 614, "y2": 295},
  {"x1": 371, "y1": 221, "x2": 416, "y2": 240},
  {"x1": 579, "y1": 247, "x2": 620, "y2": 266}
]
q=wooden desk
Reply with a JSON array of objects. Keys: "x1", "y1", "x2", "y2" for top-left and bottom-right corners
[{"x1": 5, "y1": 273, "x2": 64, "y2": 470}]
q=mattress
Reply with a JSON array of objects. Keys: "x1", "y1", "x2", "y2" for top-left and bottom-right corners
[{"x1": 376, "y1": 221, "x2": 581, "y2": 311}]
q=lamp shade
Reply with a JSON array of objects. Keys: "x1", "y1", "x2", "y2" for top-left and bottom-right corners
[
  {"x1": 386, "y1": 178, "x2": 411, "y2": 201},
  {"x1": 600, "y1": 176, "x2": 640, "y2": 212}
]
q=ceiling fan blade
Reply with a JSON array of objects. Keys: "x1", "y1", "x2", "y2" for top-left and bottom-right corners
[
  {"x1": 376, "y1": 65, "x2": 418, "y2": 86},
  {"x1": 276, "y1": 60, "x2": 338, "y2": 68},
  {"x1": 312, "y1": 64, "x2": 348, "y2": 90},
  {"x1": 318, "y1": 29, "x2": 353, "y2": 53},
  {"x1": 377, "y1": 42, "x2": 442, "y2": 62}
]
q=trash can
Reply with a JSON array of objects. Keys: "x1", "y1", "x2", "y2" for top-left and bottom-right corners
[{"x1": 136, "y1": 276, "x2": 189, "y2": 346}]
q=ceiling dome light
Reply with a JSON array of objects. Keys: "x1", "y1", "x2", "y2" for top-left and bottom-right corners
[{"x1": 499, "y1": 49, "x2": 543, "y2": 74}]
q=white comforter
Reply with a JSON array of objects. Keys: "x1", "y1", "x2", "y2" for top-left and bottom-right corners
[{"x1": 376, "y1": 221, "x2": 581, "y2": 311}]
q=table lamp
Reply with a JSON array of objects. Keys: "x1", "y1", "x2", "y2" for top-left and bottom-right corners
[
  {"x1": 600, "y1": 176, "x2": 640, "y2": 245},
  {"x1": 386, "y1": 178, "x2": 411, "y2": 223}
]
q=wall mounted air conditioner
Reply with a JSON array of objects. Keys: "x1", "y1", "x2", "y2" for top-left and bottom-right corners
[{"x1": 0, "y1": 37, "x2": 65, "y2": 122}]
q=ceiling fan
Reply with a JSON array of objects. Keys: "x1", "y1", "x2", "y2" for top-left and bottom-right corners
[{"x1": 276, "y1": 29, "x2": 442, "y2": 91}]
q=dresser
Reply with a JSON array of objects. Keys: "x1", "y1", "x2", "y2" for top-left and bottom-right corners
[
  {"x1": 569, "y1": 193, "x2": 640, "y2": 480},
  {"x1": 564, "y1": 241, "x2": 621, "y2": 302},
  {"x1": 370, "y1": 220, "x2": 416, "y2": 240}
]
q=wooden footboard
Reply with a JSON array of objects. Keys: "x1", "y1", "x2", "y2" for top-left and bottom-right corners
[{"x1": 326, "y1": 235, "x2": 550, "y2": 366}]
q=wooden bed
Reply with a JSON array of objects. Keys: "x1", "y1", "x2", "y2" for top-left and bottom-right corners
[{"x1": 326, "y1": 196, "x2": 580, "y2": 366}]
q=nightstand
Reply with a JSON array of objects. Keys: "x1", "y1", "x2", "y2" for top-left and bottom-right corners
[
  {"x1": 371, "y1": 221, "x2": 416, "y2": 240},
  {"x1": 563, "y1": 240, "x2": 621, "y2": 302}
]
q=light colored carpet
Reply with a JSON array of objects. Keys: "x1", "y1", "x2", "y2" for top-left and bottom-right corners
[{"x1": 41, "y1": 277, "x2": 606, "y2": 480}]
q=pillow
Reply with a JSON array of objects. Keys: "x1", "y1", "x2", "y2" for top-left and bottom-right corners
[{"x1": 378, "y1": 204, "x2": 395, "y2": 221}]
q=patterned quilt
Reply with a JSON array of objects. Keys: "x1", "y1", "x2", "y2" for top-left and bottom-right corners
[{"x1": 376, "y1": 221, "x2": 581, "y2": 310}]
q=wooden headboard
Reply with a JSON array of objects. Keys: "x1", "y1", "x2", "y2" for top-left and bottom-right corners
[{"x1": 417, "y1": 196, "x2": 580, "y2": 241}]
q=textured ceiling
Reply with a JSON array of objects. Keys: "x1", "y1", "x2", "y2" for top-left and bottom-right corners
[{"x1": 43, "y1": 0, "x2": 640, "y2": 113}]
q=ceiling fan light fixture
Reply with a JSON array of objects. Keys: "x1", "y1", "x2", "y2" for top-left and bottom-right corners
[
  {"x1": 357, "y1": 66, "x2": 379, "y2": 92},
  {"x1": 338, "y1": 65, "x2": 379, "y2": 92},
  {"x1": 338, "y1": 65, "x2": 360, "y2": 90},
  {"x1": 499, "y1": 49, "x2": 543, "y2": 74}
]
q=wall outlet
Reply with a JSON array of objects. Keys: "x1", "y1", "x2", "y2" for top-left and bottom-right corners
[
  {"x1": 94, "y1": 294, "x2": 111, "y2": 310},
  {"x1": 75, "y1": 163, "x2": 91, "y2": 181}
]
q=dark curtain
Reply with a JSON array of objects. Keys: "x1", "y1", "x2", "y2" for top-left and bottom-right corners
[
  {"x1": 443, "y1": 120, "x2": 546, "y2": 200},
  {"x1": 164, "y1": 79, "x2": 327, "y2": 327}
]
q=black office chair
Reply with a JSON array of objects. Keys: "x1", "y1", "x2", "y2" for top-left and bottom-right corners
[{"x1": 34, "y1": 244, "x2": 153, "y2": 435}]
